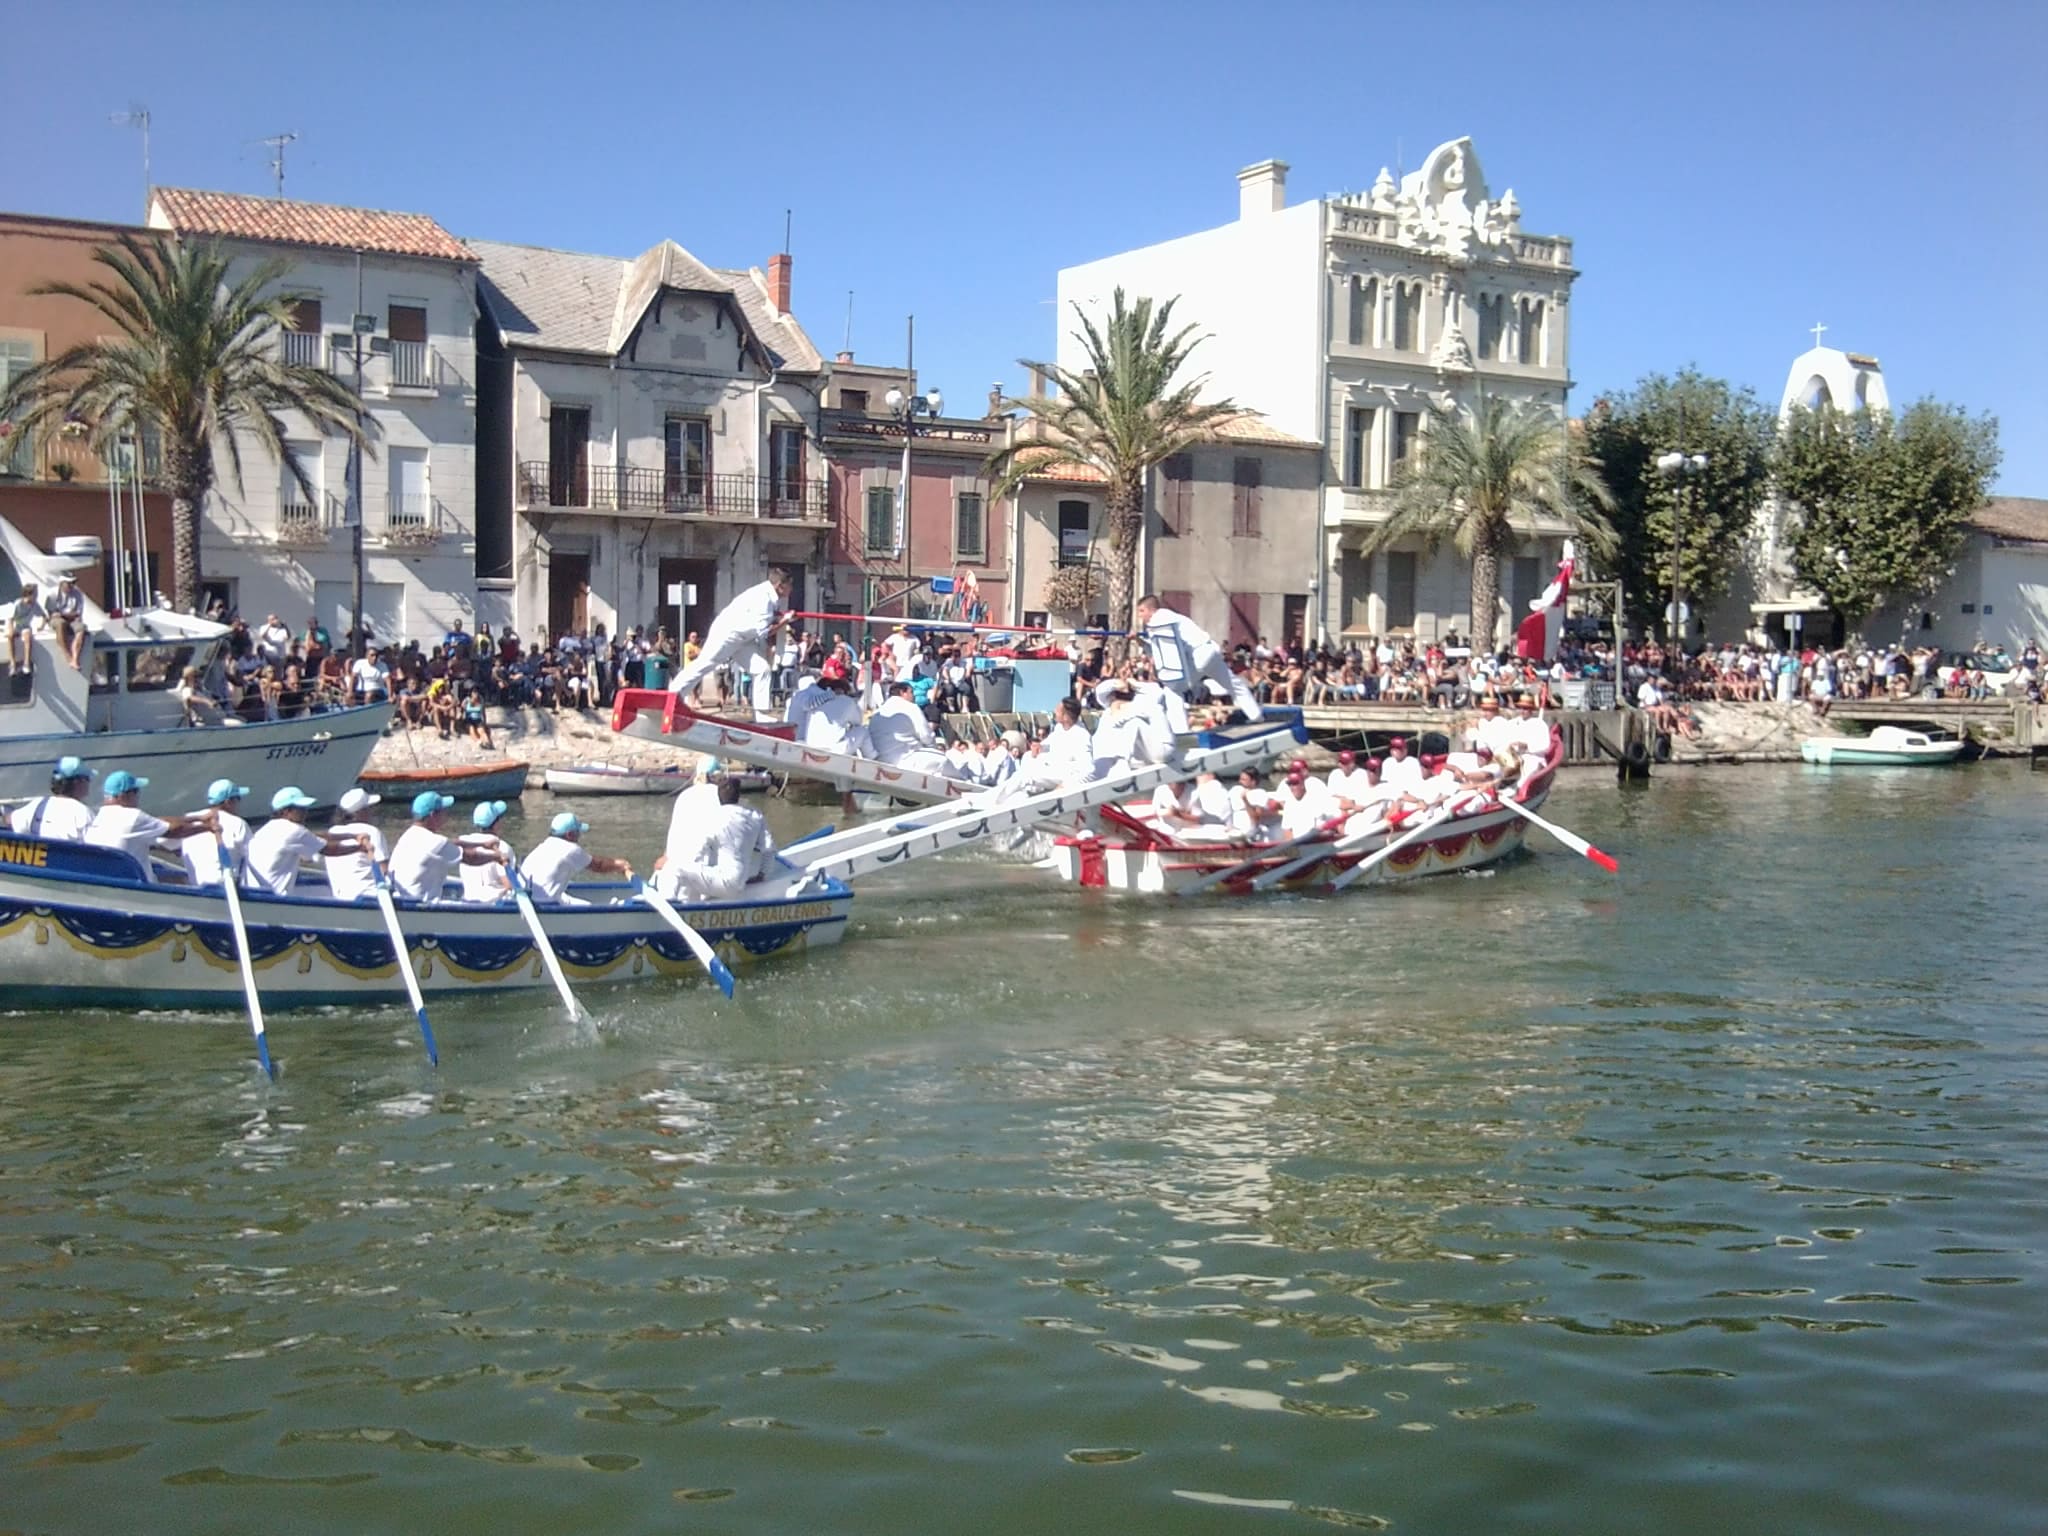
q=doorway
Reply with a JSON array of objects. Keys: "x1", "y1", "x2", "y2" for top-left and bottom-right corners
[
  {"x1": 548, "y1": 552, "x2": 591, "y2": 641},
  {"x1": 657, "y1": 557, "x2": 717, "y2": 644},
  {"x1": 548, "y1": 406, "x2": 590, "y2": 506}
]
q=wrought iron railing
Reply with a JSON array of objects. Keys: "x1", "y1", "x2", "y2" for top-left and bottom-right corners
[
  {"x1": 388, "y1": 339, "x2": 432, "y2": 389},
  {"x1": 517, "y1": 461, "x2": 827, "y2": 521}
]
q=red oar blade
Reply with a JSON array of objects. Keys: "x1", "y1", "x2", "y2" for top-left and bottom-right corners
[{"x1": 1584, "y1": 845, "x2": 1619, "y2": 873}]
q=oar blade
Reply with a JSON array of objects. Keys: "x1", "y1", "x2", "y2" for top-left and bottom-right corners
[
  {"x1": 710, "y1": 957, "x2": 737, "y2": 999},
  {"x1": 1585, "y1": 846, "x2": 1620, "y2": 873},
  {"x1": 256, "y1": 1033, "x2": 276, "y2": 1080},
  {"x1": 414, "y1": 1007, "x2": 440, "y2": 1065}
]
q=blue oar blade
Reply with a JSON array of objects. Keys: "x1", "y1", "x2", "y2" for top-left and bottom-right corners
[
  {"x1": 711, "y1": 958, "x2": 737, "y2": 999},
  {"x1": 256, "y1": 1034, "x2": 276, "y2": 1080},
  {"x1": 415, "y1": 1007, "x2": 439, "y2": 1066}
]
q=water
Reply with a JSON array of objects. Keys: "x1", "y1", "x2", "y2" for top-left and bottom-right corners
[{"x1": 4, "y1": 765, "x2": 2046, "y2": 1532}]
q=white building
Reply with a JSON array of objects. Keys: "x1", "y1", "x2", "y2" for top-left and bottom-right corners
[
  {"x1": 147, "y1": 189, "x2": 480, "y2": 645},
  {"x1": 471, "y1": 239, "x2": 827, "y2": 646},
  {"x1": 1055, "y1": 138, "x2": 1580, "y2": 645}
]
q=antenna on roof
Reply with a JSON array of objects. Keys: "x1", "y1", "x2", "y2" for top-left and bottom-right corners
[
  {"x1": 843, "y1": 290, "x2": 854, "y2": 356},
  {"x1": 109, "y1": 104, "x2": 150, "y2": 219},
  {"x1": 783, "y1": 208, "x2": 792, "y2": 255},
  {"x1": 260, "y1": 131, "x2": 298, "y2": 199}
]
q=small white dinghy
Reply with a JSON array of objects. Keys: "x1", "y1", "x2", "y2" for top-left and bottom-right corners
[
  {"x1": 543, "y1": 761, "x2": 694, "y2": 796},
  {"x1": 1800, "y1": 725, "x2": 1967, "y2": 766}
]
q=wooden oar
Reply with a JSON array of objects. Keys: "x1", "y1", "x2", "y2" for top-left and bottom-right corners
[
  {"x1": 371, "y1": 871, "x2": 440, "y2": 1066},
  {"x1": 510, "y1": 866, "x2": 586, "y2": 1021},
  {"x1": 636, "y1": 881, "x2": 737, "y2": 998},
  {"x1": 215, "y1": 837, "x2": 275, "y2": 1079},
  {"x1": 1329, "y1": 806, "x2": 1454, "y2": 891},
  {"x1": 1499, "y1": 794, "x2": 1619, "y2": 872},
  {"x1": 1179, "y1": 816, "x2": 1337, "y2": 897},
  {"x1": 1250, "y1": 814, "x2": 1385, "y2": 891}
]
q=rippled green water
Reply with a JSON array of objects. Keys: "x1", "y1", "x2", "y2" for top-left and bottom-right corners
[{"x1": 4, "y1": 765, "x2": 2047, "y2": 1533}]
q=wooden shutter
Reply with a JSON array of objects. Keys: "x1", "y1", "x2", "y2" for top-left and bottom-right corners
[
  {"x1": 1227, "y1": 591, "x2": 1260, "y2": 647},
  {"x1": 1160, "y1": 454, "x2": 1192, "y2": 536},
  {"x1": 387, "y1": 304, "x2": 427, "y2": 343},
  {"x1": 1232, "y1": 457, "x2": 1261, "y2": 537}
]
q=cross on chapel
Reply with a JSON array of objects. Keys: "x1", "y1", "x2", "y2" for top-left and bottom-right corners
[{"x1": 1809, "y1": 321, "x2": 1828, "y2": 349}]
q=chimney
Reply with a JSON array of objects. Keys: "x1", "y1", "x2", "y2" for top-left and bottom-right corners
[
  {"x1": 835, "y1": 349, "x2": 854, "y2": 364},
  {"x1": 1027, "y1": 364, "x2": 1047, "y2": 400},
  {"x1": 1237, "y1": 159, "x2": 1289, "y2": 219},
  {"x1": 767, "y1": 253, "x2": 792, "y2": 316}
]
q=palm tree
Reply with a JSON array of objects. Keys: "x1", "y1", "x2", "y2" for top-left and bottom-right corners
[
  {"x1": 0, "y1": 234, "x2": 368, "y2": 612},
  {"x1": 1362, "y1": 394, "x2": 1617, "y2": 653},
  {"x1": 986, "y1": 290, "x2": 1237, "y2": 651}
]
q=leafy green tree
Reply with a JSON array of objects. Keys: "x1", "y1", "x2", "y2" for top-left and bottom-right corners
[
  {"x1": 0, "y1": 234, "x2": 368, "y2": 611},
  {"x1": 1775, "y1": 400, "x2": 2000, "y2": 630},
  {"x1": 987, "y1": 289, "x2": 1236, "y2": 651},
  {"x1": 1360, "y1": 394, "x2": 1616, "y2": 653},
  {"x1": 1579, "y1": 370, "x2": 1776, "y2": 635}
]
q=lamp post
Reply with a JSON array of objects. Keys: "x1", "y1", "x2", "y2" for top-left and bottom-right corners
[
  {"x1": 1654, "y1": 447, "x2": 1707, "y2": 653},
  {"x1": 883, "y1": 318, "x2": 943, "y2": 616}
]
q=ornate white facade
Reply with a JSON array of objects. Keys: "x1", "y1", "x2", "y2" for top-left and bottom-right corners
[{"x1": 1056, "y1": 137, "x2": 1579, "y2": 644}]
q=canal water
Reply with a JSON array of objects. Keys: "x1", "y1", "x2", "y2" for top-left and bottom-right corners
[{"x1": 3, "y1": 764, "x2": 2045, "y2": 1532}]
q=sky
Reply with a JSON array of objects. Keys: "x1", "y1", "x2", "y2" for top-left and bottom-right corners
[{"x1": 7, "y1": 0, "x2": 2045, "y2": 488}]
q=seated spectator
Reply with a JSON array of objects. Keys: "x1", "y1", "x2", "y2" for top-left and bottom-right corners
[{"x1": 462, "y1": 685, "x2": 494, "y2": 749}]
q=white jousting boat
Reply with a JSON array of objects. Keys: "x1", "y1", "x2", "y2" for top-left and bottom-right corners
[
  {"x1": 0, "y1": 518, "x2": 390, "y2": 808},
  {"x1": 0, "y1": 832, "x2": 849, "y2": 1014},
  {"x1": 1800, "y1": 726, "x2": 1967, "y2": 766}
]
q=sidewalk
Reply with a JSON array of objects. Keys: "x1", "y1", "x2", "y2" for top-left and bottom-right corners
[{"x1": 362, "y1": 705, "x2": 710, "y2": 786}]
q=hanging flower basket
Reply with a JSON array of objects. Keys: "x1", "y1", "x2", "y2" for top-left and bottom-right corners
[{"x1": 1041, "y1": 564, "x2": 1102, "y2": 611}]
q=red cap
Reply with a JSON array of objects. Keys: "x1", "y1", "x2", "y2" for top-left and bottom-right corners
[
  {"x1": 1337, "y1": 750, "x2": 1356, "y2": 765},
  {"x1": 1390, "y1": 736, "x2": 1408, "y2": 749},
  {"x1": 1286, "y1": 762, "x2": 1309, "y2": 779}
]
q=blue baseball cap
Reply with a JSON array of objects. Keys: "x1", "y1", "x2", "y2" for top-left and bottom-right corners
[
  {"x1": 411, "y1": 791, "x2": 455, "y2": 819},
  {"x1": 207, "y1": 778, "x2": 249, "y2": 805},
  {"x1": 51, "y1": 756, "x2": 94, "y2": 783},
  {"x1": 550, "y1": 811, "x2": 587, "y2": 837},
  {"x1": 472, "y1": 799, "x2": 508, "y2": 829},
  {"x1": 271, "y1": 786, "x2": 318, "y2": 812},
  {"x1": 104, "y1": 770, "x2": 148, "y2": 796}
]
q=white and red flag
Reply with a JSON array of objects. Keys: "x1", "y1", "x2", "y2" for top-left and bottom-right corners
[{"x1": 1514, "y1": 541, "x2": 1574, "y2": 661}]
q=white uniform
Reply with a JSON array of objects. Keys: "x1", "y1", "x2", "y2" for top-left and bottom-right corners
[
  {"x1": 178, "y1": 810, "x2": 251, "y2": 887},
  {"x1": 868, "y1": 696, "x2": 946, "y2": 773},
  {"x1": 521, "y1": 835, "x2": 593, "y2": 903},
  {"x1": 1040, "y1": 722, "x2": 1096, "y2": 787},
  {"x1": 458, "y1": 833, "x2": 514, "y2": 902},
  {"x1": 86, "y1": 805, "x2": 171, "y2": 880},
  {"x1": 8, "y1": 795, "x2": 93, "y2": 842},
  {"x1": 783, "y1": 679, "x2": 829, "y2": 735},
  {"x1": 671, "y1": 803, "x2": 772, "y2": 899},
  {"x1": 1509, "y1": 714, "x2": 1551, "y2": 756},
  {"x1": 654, "y1": 781, "x2": 721, "y2": 899},
  {"x1": 801, "y1": 693, "x2": 872, "y2": 758},
  {"x1": 670, "y1": 579, "x2": 783, "y2": 702},
  {"x1": 1088, "y1": 703, "x2": 1173, "y2": 783},
  {"x1": 244, "y1": 820, "x2": 328, "y2": 897},
  {"x1": 389, "y1": 824, "x2": 463, "y2": 902},
  {"x1": 324, "y1": 820, "x2": 389, "y2": 901},
  {"x1": 1142, "y1": 607, "x2": 1260, "y2": 722},
  {"x1": 1277, "y1": 786, "x2": 1327, "y2": 838},
  {"x1": 1382, "y1": 753, "x2": 1427, "y2": 792},
  {"x1": 1228, "y1": 785, "x2": 1277, "y2": 839},
  {"x1": 1324, "y1": 767, "x2": 1377, "y2": 808},
  {"x1": 1151, "y1": 778, "x2": 1234, "y2": 843}
]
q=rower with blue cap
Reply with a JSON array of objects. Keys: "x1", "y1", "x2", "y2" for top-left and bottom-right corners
[
  {"x1": 6, "y1": 757, "x2": 97, "y2": 841},
  {"x1": 520, "y1": 810, "x2": 633, "y2": 905},
  {"x1": 457, "y1": 800, "x2": 516, "y2": 903},
  {"x1": 85, "y1": 769, "x2": 218, "y2": 882},
  {"x1": 175, "y1": 778, "x2": 253, "y2": 887},
  {"x1": 389, "y1": 790, "x2": 507, "y2": 902},
  {"x1": 245, "y1": 787, "x2": 370, "y2": 897}
]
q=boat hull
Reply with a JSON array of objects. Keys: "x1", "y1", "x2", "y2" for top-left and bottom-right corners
[
  {"x1": 0, "y1": 835, "x2": 848, "y2": 1013},
  {"x1": 0, "y1": 703, "x2": 393, "y2": 810},
  {"x1": 359, "y1": 759, "x2": 531, "y2": 800},
  {"x1": 1800, "y1": 740, "x2": 1965, "y2": 766}
]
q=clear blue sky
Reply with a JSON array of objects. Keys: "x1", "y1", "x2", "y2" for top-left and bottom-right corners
[{"x1": 9, "y1": 0, "x2": 2044, "y2": 488}]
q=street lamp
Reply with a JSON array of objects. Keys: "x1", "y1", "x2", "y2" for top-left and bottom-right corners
[
  {"x1": 1654, "y1": 448, "x2": 1707, "y2": 652},
  {"x1": 882, "y1": 351, "x2": 943, "y2": 607}
]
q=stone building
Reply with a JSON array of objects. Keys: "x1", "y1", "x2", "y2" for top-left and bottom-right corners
[{"x1": 1055, "y1": 137, "x2": 1580, "y2": 645}]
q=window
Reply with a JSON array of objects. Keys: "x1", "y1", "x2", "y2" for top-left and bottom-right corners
[
  {"x1": 1282, "y1": 594, "x2": 1308, "y2": 649},
  {"x1": 1057, "y1": 500, "x2": 1091, "y2": 566},
  {"x1": 283, "y1": 299, "x2": 323, "y2": 367},
  {"x1": 387, "y1": 303, "x2": 429, "y2": 388},
  {"x1": 1511, "y1": 555, "x2": 1541, "y2": 617},
  {"x1": 1476, "y1": 294, "x2": 1504, "y2": 361},
  {"x1": 1346, "y1": 275, "x2": 1377, "y2": 346},
  {"x1": 1518, "y1": 298, "x2": 1545, "y2": 365},
  {"x1": 865, "y1": 485, "x2": 896, "y2": 553},
  {"x1": 1231, "y1": 457, "x2": 1262, "y2": 537},
  {"x1": 1343, "y1": 407, "x2": 1374, "y2": 489},
  {"x1": 954, "y1": 491, "x2": 986, "y2": 561},
  {"x1": 1392, "y1": 411, "x2": 1420, "y2": 472},
  {"x1": 664, "y1": 416, "x2": 710, "y2": 507},
  {"x1": 769, "y1": 424, "x2": 806, "y2": 506},
  {"x1": 279, "y1": 439, "x2": 323, "y2": 528},
  {"x1": 1385, "y1": 551, "x2": 1418, "y2": 629},
  {"x1": 1339, "y1": 549, "x2": 1372, "y2": 632},
  {"x1": 387, "y1": 304, "x2": 427, "y2": 343},
  {"x1": 1159, "y1": 453, "x2": 1192, "y2": 535},
  {"x1": 0, "y1": 338, "x2": 34, "y2": 476},
  {"x1": 1023, "y1": 610, "x2": 1049, "y2": 632},
  {"x1": 1920, "y1": 611, "x2": 1934, "y2": 631},
  {"x1": 1393, "y1": 282, "x2": 1424, "y2": 352},
  {"x1": 840, "y1": 389, "x2": 869, "y2": 412},
  {"x1": 388, "y1": 448, "x2": 430, "y2": 531},
  {"x1": 1227, "y1": 592, "x2": 1259, "y2": 648}
]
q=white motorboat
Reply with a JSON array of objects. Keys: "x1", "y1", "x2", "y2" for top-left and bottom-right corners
[
  {"x1": 1800, "y1": 726, "x2": 1967, "y2": 766},
  {"x1": 542, "y1": 761, "x2": 771, "y2": 795},
  {"x1": 0, "y1": 519, "x2": 389, "y2": 808}
]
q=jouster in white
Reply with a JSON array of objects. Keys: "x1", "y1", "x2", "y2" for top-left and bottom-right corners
[
  {"x1": 868, "y1": 684, "x2": 949, "y2": 774},
  {"x1": 1136, "y1": 595, "x2": 1261, "y2": 723},
  {"x1": 662, "y1": 779, "x2": 773, "y2": 899},
  {"x1": 669, "y1": 567, "x2": 793, "y2": 708}
]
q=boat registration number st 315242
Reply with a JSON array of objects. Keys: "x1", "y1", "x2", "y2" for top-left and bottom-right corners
[{"x1": 264, "y1": 740, "x2": 330, "y2": 761}]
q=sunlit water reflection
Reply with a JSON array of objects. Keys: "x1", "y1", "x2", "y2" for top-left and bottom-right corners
[{"x1": 3, "y1": 765, "x2": 2046, "y2": 1532}]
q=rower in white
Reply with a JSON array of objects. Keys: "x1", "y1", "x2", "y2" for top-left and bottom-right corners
[
  {"x1": 1228, "y1": 767, "x2": 1281, "y2": 840},
  {"x1": 1152, "y1": 769, "x2": 1234, "y2": 843},
  {"x1": 178, "y1": 778, "x2": 253, "y2": 887},
  {"x1": 86, "y1": 770, "x2": 217, "y2": 883},
  {"x1": 458, "y1": 800, "x2": 516, "y2": 903},
  {"x1": 1135, "y1": 593, "x2": 1261, "y2": 725},
  {"x1": 869, "y1": 680, "x2": 950, "y2": 775},
  {"x1": 245, "y1": 786, "x2": 368, "y2": 897},
  {"x1": 389, "y1": 792, "x2": 507, "y2": 902},
  {"x1": 10, "y1": 757, "x2": 97, "y2": 842},
  {"x1": 521, "y1": 811, "x2": 634, "y2": 905},
  {"x1": 667, "y1": 565, "x2": 793, "y2": 712},
  {"x1": 1508, "y1": 691, "x2": 1552, "y2": 756},
  {"x1": 1039, "y1": 697, "x2": 1096, "y2": 789},
  {"x1": 660, "y1": 777, "x2": 773, "y2": 901},
  {"x1": 324, "y1": 786, "x2": 389, "y2": 901},
  {"x1": 1380, "y1": 736, "x2": 1426, "y2": 794}
]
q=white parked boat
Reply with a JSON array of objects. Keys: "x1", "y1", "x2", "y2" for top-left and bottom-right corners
[
  {"x1": 543, "y1": 761, "x2": 769, "y2": 796},
  {"x1": 0, "y1": 519, "x2": 389, "y2": 808},
  {"x1": 1800, "y1": 726, "x2": 1967, "y2": 766}
]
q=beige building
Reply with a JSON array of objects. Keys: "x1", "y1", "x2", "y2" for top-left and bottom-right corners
[{"x1": 1011, "y1": 416, "x2": 1322, "y2": 647}]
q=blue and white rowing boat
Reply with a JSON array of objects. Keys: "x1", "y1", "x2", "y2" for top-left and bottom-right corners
[{"x1": 0, "y1": 833, "x2": 848, "y2": 1013}]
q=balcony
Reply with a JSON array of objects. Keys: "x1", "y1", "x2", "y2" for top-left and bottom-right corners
[
  {"x1": 275, "y1": 492, "x2": 344, "y2": 547},
  {"x1": 388, "y1": 339, "x2": 432, "y2": 391},
  {"x1": 0, "y1": 424, "x2": 161, "y2": 487},
  {"x1": 381, "y1": 493, "x2": 449, "y2": 546},
  {"x1": 517, "y1": 462, "x2": 828, "y2": 522},
  {"x1": 279, "y1": 329, "x2": 325, "y2": 368}
]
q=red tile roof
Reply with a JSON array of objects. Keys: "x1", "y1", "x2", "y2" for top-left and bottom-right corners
[
  {"x1": 1020, "y1": 454, "x2": 1108, "y2": 486},
  {"x1": 1970, "y1": 496, "x2": 2048, "y2": 544},
  {"x1": 151, "y1": 188, "x2": 471, "y2": 264}
]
